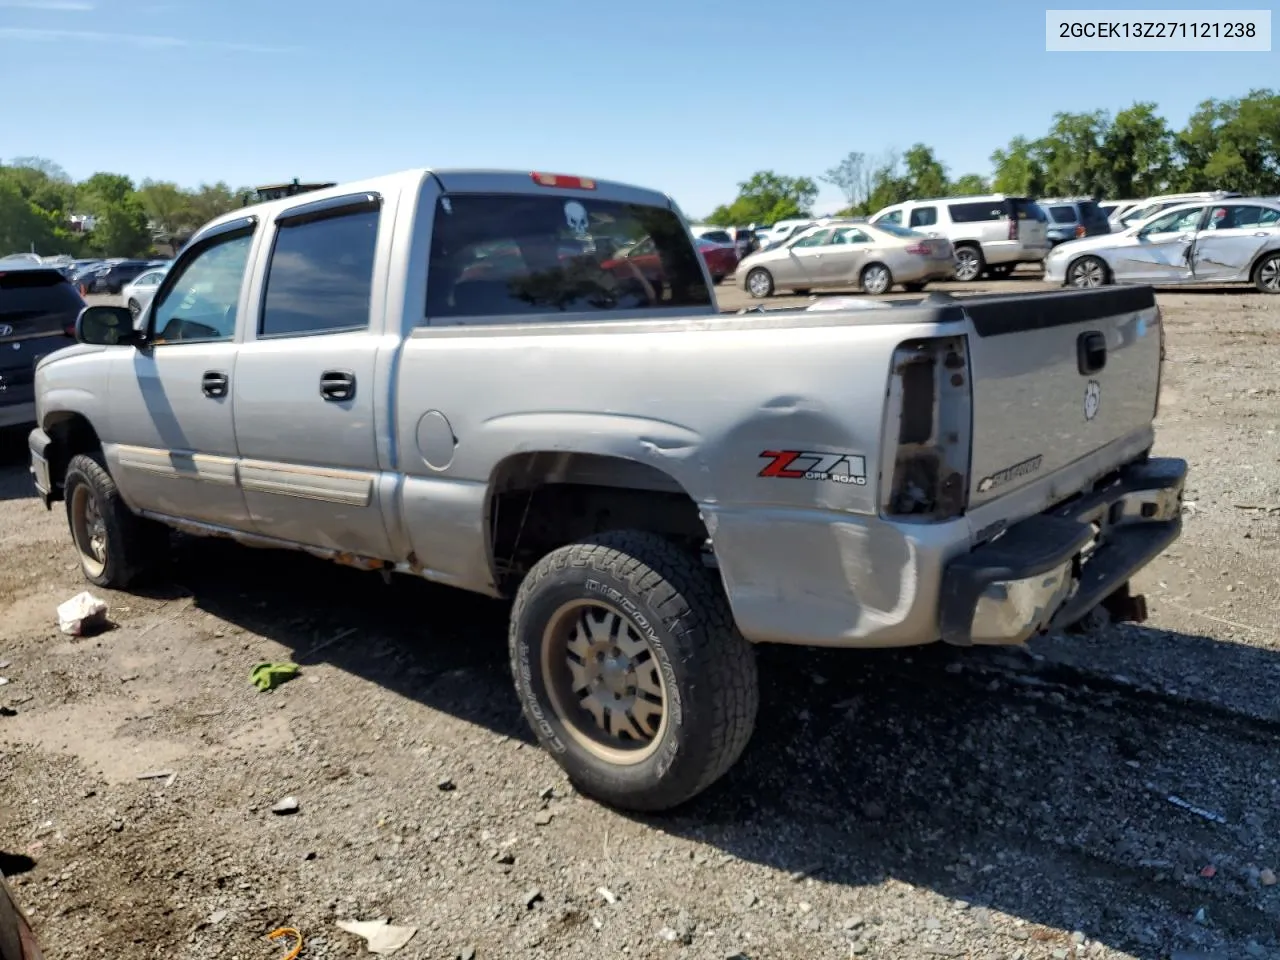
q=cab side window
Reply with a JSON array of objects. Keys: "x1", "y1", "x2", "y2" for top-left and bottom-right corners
[
  {"x1": 150, "y1": 231, "x2": 254, "y2": 345},
  {"x1": 260, "y1": 207, "x2": 380, "y2": 338},
  {"x1": 909, "y1": 207, "x2": 937, "y2": 228}
]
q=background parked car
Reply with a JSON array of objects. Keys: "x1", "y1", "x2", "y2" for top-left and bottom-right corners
[
  {"x1": 1039, "y1": 198, "x2": 1112, "y2": 246},
  {"x1": 1098, "y1": 198, "x2": 1140, "y2": 222},
  {"x1": 73, "y1": 259, "x2": 157, "y2": 295},
  {"x1": 1109, "y1": 191, "x2": 1240, "y2": 231},
  {"x1": 694, "y1": 236, "x2": 739, "y2": 283},
  {"x1": 869, "y1": 194, "x2": 1049, "y2": 281},
  {"x1": 737, "y1": 219, "x2": 955, "y2": 298},
  {"x1": 0, "y1": 264, "x2": 83, "y2": 429},
  {"x1": 1044, "y1": 197, "x2": 1280, "y2": 293},
  {"x1": 121, "y1": 265, "x2": 170, "y2": 317}
]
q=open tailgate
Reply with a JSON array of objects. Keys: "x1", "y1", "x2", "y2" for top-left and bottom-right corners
[{"x1": 961, "y1": 286, "x2": 1162, "y2": 507}]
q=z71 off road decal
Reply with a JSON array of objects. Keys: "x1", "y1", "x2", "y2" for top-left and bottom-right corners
[
  {"x1": 758, "y1": 450, "x2": 867, "y2": 485},
  {"x1": 977, "y1": 454, "x2": 1043, "y2": 494}
]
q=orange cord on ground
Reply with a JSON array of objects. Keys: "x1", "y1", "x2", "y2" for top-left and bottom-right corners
[{"x1": 268, "y1": 926, "x2": 303, "y2": 960}]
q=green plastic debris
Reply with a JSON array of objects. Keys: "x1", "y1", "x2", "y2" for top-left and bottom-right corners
[{"x1": 250, "y1": 661, "x2": 300, "y2": 691}]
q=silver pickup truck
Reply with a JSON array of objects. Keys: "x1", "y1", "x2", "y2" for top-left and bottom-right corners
[{"x1": 27, "y1": 168, "x2": 1186, "y2": 812}]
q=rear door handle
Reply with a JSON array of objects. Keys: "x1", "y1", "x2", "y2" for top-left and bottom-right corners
[
  {"x1": 1077, "y1": 331, "x2": 1107, "y2": 375},
  {"x1": 320, "y1": 369, "x2": 356, "y2": 402},
  {"x1": 202, "y1": 370, "x2": 228, "y2": 398}
]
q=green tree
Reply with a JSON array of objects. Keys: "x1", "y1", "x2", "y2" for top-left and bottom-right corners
[
  {"x1": 1035, "y1": 110, "x2": 1111, "y2": 196},
  {"x1": 949, "y1": 173, "x2": 990, "y2": 194},
  {"x1": 79, "y1": 172, "x2": 136, "y2": 209},
  {"x1": 1176, "y1": 89, "x2": 1280, "y2": 194},
  {"x1": 1101, "y1": 102, "x2": 1174, "y2": 197},
  {"x1": 705, "y1": 171, "x2": 818, "y2": 225},
  {"x1": 89, "y1": 197, "x2": 152, "y2": 257},
  {"x1": 864, "y1": 151, "x2": 911, "y2": 213},
  {"x1": 902, "y1": 143, "x2": 948, "y2": 198},
  {"x1": 990, "y1": 136, "x2": 1046, "y2": 196}
]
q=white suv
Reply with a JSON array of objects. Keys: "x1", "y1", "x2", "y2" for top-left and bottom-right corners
[{"x1": 869, "y1": 195, "x2": 1050, "y2": 281}]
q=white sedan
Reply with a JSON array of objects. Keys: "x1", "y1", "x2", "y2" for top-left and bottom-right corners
[
  {"x1": 121, "y1": 265, "x2": 171, "y2": 318},
  {"x1": 1044, "y1": 198, "x2": 1280, "y2": 294}
]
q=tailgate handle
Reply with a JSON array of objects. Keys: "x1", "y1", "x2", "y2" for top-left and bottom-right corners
[{"x1": 1077, "y1": 331, "x2": 1107, "y2": 375}]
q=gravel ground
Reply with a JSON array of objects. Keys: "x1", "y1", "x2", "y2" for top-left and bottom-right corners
[{"x1": 2, "y1": 273, "x2": 1279, "y2": 959}]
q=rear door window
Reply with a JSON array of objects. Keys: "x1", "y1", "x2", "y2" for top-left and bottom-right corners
[
  {"x1": 948, "y1": 201, "x2": 1006, "y2": 223},
  {"x1": 909, "y1": 206, "x2": 937, "y2": 228},
  {"x1": 426, "y1": 194, "x2": 710, "y2": 320},
  {"x1": 260, "y1": 206, "x2": 380, "y2": 338}
]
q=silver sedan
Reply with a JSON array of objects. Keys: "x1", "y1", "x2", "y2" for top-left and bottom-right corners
[
  {"x1": 121, "y1": 266, "x2": 170, "y2": 318},
  {"x1": 736, "y1": 221, "x2": 955, "y2": 298},
  {"x1": 1044, "y1": 198, "x2": 1280, "y2": 294}
]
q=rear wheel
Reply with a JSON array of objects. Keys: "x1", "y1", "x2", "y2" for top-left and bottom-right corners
[
  {"x1": 1068, "y1": 255, "x2": 1109, "y2": 288},
  {"x1": 509, "y1": 530, "x2": 759, "y2": 812},
  {"x1": 1253, "y1": 252, "x2": 1280, "y2": 294},
  {"x1": 64, "y1": 452, "x2": 168, "y2": 588},
  {"x1": 860, "y1": 263, "x2": 893, "y2": 295},
  {"x1": 746, "y1": 268, "x2": 774, "y2": 299},
  {"x1": 953, "y1": 245, "x2": 984, "y2": 282}
]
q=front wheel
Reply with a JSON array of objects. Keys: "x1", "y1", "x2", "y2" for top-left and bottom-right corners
[
  {"x1": 745, "y1": 267, "x2": 774, "y2": 299},
  {"x1": 1068, "y1": 255, "x2": 1109, "y2": 288},
  {"x1": 861, "y1": 263, "x2": 893, "y2": 295},
  {"x1": 64, "y1": 452, "x2": 168, "y2": 588},
  {"x1": 1254, "y1": 252, "x2": 1280, "y2": 294},
  {"x1": 509, "y1": 530, "x2": 759, "y2": 812},
  {"x1": 953, "y1": 245, "x2": 984, "y2": 282}
]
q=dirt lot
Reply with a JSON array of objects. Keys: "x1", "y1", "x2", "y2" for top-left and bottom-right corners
[{"x1": 2, "y1": 273, "x2": 1280, "y2": 959}]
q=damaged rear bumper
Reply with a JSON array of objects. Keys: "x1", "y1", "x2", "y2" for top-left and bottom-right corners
[{"x1": 939, "y1": 457, "x2": 1187, "y2": 646}]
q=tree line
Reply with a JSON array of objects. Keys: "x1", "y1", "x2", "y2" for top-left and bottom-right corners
[
  {"x1": 706, "y1": 89, "x2": 1280, "y2": 226},
  {"x1": 0, "y1": 157, "x2": 250, "y2": 258}
]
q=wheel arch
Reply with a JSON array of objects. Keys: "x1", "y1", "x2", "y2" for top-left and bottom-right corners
[
  {"x1": 42, "y1": 410, "x2": 103, "y2": 500},
  {"x1": 1247, "y1": 245, "x2": 1280, "y2": 286},
  {"x1": 484, "y1": 451, "x2": 712, "y2": 596}
]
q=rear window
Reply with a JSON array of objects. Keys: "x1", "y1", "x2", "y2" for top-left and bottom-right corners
[
  {"x1": 426, "y1": 194, "x2": 711, "y2": 319},
  {"x1": 1048, "y1": 205, "x2": 1077, "y2": 224},
  {"x1": 0, "y1": 270, "x2": 84, "y2": 330}
]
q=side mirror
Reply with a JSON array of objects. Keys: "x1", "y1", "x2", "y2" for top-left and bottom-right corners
[{"x1": 76, "y1": 305, "x2": 143, "y2": 347}]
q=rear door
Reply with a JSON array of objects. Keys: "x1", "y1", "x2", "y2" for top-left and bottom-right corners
[
  {"x1": 809, "y1": 226, "x2": 870, "y2": 283},
  {"x1": 0, "y1": 269, "x2": 81, "y2": 424},
  {"x1": 1192, "y1": 203, "x2": 1280, "y2": 281},
  {"x1": 962, "y1": 286, "x2": 1163, "y2": 507}
]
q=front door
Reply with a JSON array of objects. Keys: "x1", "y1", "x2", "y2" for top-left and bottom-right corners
[
  {"x1": 779, "y1": 227, "x2": 836, "y2": 286},
  {"x1": 106, "y1": 221, "x2": 257, "y2": 530},
  {"x1": 1192, "y1": 203, "x2": 1280, "y2": 282},
  {"x1": 1117, "y1": 206, "x2": 1205, "y2": 283},
  {"x1": 231, "y1": 193, "x2": 394, "y2": 561}
]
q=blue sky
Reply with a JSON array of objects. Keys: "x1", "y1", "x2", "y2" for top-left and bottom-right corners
[{"x1": 1, "y1": 0, "x2": 1276, "y2": 217}]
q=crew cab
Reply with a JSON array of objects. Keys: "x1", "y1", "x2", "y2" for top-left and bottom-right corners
[{"x1": 28, "y1": 168, "x2": 1186, "y2": 812}]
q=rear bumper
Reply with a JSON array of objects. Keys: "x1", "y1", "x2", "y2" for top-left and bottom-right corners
[{"x1": 939, "y1": 457, "x2": 1186, "y2": 645}]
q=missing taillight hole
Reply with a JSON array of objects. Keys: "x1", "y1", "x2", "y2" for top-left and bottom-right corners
[{"x1": 898, "y1": 357, "x2": 935, "y2": 445}]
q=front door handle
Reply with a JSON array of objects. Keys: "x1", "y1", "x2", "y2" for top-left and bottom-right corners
[
  {"x1": 320, "y1": 369, "x2": 356, "y2": 402},
  {"x1": 1077, "y1": 331, "x2": 1107, "y2": 375},
  {"x1": 1256, "y1": 231, "x2": 1270, "y2": 237},
  {"x1": 202, "y1": 370, "x2": 228, "y2": 398}
]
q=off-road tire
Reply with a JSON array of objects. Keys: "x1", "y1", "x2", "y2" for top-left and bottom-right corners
[
  {"x1": 64, "y1": 452, "x2": 168, "y2": 589},
  {"x1": 509, "y1": 530, "x2": 759, "y2": 812}
]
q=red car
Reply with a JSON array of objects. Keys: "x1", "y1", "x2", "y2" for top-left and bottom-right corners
[{"x1": 695, "y1": 236, "x2": 739, "y2": 283}]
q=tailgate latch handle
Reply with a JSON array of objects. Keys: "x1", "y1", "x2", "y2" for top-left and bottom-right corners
[{"x1": 1077, "y1": 331, "x2": 1107, "y2": 375}]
